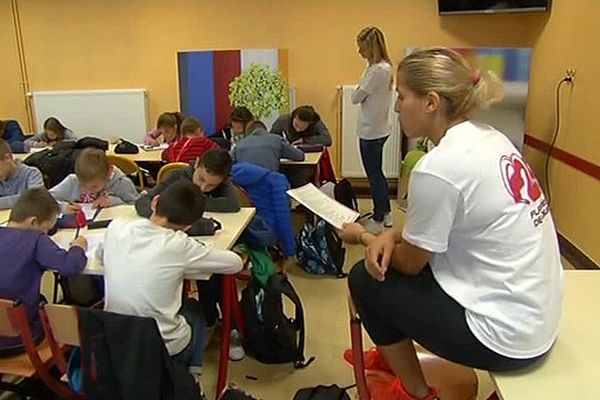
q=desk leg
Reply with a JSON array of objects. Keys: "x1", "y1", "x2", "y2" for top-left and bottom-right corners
[{"x1": 216, "y1": 276, "x2": 233, "y2": 399}]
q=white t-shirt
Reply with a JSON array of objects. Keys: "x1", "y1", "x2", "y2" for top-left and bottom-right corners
[
  {"x1": 99, "y1": 217, "x2": 242, "y2": 355},
  {"x1": 352, "y1": 61, "x2": 392, "y2": 140},
  {"x1": 403, "y1": 120, "x2": 563, "y2": 359}
]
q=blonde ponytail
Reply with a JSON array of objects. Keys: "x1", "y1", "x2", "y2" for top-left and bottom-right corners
[{"x1": 399, "y1": 47, "x2": 504, "y2": 119}]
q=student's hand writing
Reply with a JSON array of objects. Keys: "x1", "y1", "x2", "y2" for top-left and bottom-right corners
[
  {"x1": 292, "y1": 139, "x2": 304, "y2": 145},
  {"x1": 364, "y1": 230, "x2": 396, "y2": 281},
  {"x1": 66, "y1": 202, "x2": 81, "y2": 214},
  {"x1": 71, "y1": 236, "x2": 88, "y2": 251},
  {"x1": 156, "y1": 135, "x2": 165, "y2": 145},
  {"x1": 34, "y1": 141, "x2": 48, "y2": 148},
  {"x1": 92, "y1": 194, "x2": 110, "y2": 209},
  {"x1": 338, "y1": 223, "x2": 366, "y2": 245}
]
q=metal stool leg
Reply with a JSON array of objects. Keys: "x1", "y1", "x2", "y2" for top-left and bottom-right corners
[
  {"x1": 348, "y1": 294, "x2": 370, "y2": 400},
  {"x1": 216, "y1": 275, "x2": 236, "y2": 399}
]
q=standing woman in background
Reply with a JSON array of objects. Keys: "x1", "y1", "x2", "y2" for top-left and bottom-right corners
[
  {"x1": 25, "y1": 117, "x2": 76, "y2": 149},
  {"x1": 353, "y1": 26, "x2": 393, "y2": 234}
]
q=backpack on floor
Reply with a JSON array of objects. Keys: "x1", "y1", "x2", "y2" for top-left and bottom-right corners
[
  {"x1": 219, "y1": 385, "x2": 261, "y2": 399},
  {"x1": 293, "y1": 384, "x2": 353, "y2": 400},
  {"x1": 241, "y1": 273, "x2": 315, "y2": 369},
  {"x1": 333, "y1": 178, "x2": 358, "y2": 212},
  {"x1": 296, "y1": 220, "x2": 346, "y2": 278}
]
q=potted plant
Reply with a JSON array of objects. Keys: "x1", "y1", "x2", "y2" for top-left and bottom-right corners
[{"x1": 229, "y1": 63, "x2": 289, "y2": 119}]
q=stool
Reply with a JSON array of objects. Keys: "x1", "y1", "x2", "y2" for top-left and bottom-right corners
[
  {"x1": 348, "y1": 294, "x2": 479, "y2": 400},
  {"x1": 216, "y1": 275, "x2": 245, "y2": 399}
]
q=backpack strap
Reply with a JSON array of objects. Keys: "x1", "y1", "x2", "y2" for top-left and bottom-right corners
[{"x1": 269, "y1": 274, "x2": 316, "y2": 369}]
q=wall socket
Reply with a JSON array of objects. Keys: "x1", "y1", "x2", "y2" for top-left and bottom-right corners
[{"x1": 565, "y1": 69, "x2": 576, "y2": 83}]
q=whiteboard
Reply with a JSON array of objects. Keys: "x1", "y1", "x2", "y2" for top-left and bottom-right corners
[{"x1": 30, "y1": 89, "x2": 148, "y2": 143}]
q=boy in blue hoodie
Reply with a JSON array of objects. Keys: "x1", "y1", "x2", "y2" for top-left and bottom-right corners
[{"x1": 0, "y1": 119, "x2": 26, "y2": 153}]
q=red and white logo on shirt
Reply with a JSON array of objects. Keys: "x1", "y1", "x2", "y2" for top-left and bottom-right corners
[{"x1": 499, "y1": 153, "x2": 542, "y2": 205}]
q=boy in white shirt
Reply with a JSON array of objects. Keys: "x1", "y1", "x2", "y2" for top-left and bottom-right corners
[{"x1": 98, "y1": 181, "x2": 242, "y2": 394}]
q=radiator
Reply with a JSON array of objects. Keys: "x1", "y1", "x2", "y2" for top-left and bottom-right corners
[
  {"x1": 339, "y1": 85, "x2": 402, "y2": 178},
  {"x1": 28, "y1": 89, "x2": 149, "y2": 143}
]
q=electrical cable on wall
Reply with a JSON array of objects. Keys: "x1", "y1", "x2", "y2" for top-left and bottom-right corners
[{"x1": 544, "y1": 76, "x2": 572, "y2": 206}]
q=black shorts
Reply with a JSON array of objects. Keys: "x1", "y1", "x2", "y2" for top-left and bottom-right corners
[{"x1": 348, "y1": 260, "x2": 547, "y2": 372}]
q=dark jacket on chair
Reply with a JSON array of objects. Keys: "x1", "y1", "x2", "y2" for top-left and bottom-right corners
[
  {"x1": 232, "y1": 162, "x2": 295, "y2": 256},
  {"x1": 77, "y1": 307, "x2": 201, "y2": 400}
]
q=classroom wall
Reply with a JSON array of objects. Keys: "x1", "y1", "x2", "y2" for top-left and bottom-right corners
[
  {"x1": 2, "y1": 0, "x2": 541, "y2": 137},
  {"x1": 524, "y1": 0, "x2": 600, "y2": 263},
  {"x1": 0, "y1": 1, "x2": 28, "y2": 126},
  {"x1": 5, "y1": 1, "x2": 596, "y2": 262}
]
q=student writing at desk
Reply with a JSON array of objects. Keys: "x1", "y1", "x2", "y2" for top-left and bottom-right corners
[
  {"x1": 24, "y1": 117, "x2": 76, "y2": 149},
  {"x1": 210, "y1": 106, "x2": 254, "y2": 150},
  {"x1": 270, "y1": 105, "x2": 332, "y2": 147},
  {"x1": 50, "y1": 148, "x2": 139, "y2": 214},
  {"x1": 98, "y1": 182, "x2": 242, "y2": 397},
  {"x1": 0, "y1": 189, "x2": 87, "y2": 356},
  {"x1": 143, "y1": 111, "x2": 184, "y2": 147},
  {"x1": 233, "y1": 120, "x2": 304, "y2": 171},
  {"x1": 135, "y1": 149, "x2": 242, "y2": 358}
]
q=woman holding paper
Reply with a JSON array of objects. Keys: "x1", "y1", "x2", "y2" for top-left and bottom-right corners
[{"x1": 339, "y1": 47, "x2": 563, "y2": 400}]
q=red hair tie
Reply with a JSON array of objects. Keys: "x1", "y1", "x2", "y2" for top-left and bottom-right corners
[{"x1": 471, "y1": 69, "x2": 481, "y2": 86}]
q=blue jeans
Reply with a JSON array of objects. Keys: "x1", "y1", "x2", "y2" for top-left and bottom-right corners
[
  {"x1": 171, "y1": 298, "x2": 206, "y2": 374},
  {"x1": 360, "y1": 136, "x2": 391, "y2": 221}
]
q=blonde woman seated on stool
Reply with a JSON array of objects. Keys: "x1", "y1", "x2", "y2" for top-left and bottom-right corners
[{"x1": 339, "y1": 47, "x2": 563, "y2": 400}]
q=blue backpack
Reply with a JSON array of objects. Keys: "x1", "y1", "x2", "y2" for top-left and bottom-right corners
[{"x1": 296, "y1": 220, "x2": 346, "y2": 278}]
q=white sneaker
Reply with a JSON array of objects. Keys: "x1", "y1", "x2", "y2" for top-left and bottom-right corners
[
  {"x1": 360, "y1": 217, "x2": 383, "y2": 235},
  {"x1": 383, "y1": 213, "x2": 393, "y2": 228},
  {"x1": 229, "y1": 329, "x2": 245, "y2": 361}
]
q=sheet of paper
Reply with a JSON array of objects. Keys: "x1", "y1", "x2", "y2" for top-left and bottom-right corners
[
  {"x1": 80, "y1": 203, "x2": 97, "y2": 221},
  {"x1": 55, "y1": 231, "x2": 104, "y2": 260},
  {"x1": 287, "y1": 183, "x2": 360, "y2": 229},
  {"x1": 141, "y1": 143, "x2": 168, "y2": 151}
]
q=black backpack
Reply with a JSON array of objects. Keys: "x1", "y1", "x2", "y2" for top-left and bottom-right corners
[
  {"x1": 24, "y1": 137, "x2": 109, "y2": 187},
  {"x1": 333, "y1": 178, "x2": 358, "y2": 212},
  {"x1": 241, "y1": 273, "x2": 315, "y2": 368},
  {"x1": 293, "y1": 384, "x2": 353, "y2": 400}
]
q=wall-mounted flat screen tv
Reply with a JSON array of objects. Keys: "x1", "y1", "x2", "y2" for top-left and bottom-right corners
[{"x1": 438, "y1": 0, "x2": 550, "y2": 15}]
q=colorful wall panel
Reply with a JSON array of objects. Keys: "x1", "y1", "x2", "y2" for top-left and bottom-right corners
[{"x1": 178, "y1": 48, "x2": 287, "y2": 134}]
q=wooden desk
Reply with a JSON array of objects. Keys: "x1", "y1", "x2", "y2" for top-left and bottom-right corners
[
  {"x1": 0, "y1": 209, "x2": 10, "y2": 224},
  {"x1": 281, "y1": 151, "x2": 322, "y2": 166},
  {"x1": 491, "y1": 270, "x2": 599, "y2": 400},
  {"x1": 13, "y1": 144, "x2": 165, "y2": 163},
  {"x1": 51, "y1": 205, "x2": 255, "y2": 276},
  {"x1": 107, "y1": 144, "x2": 165, "y2": 163}
]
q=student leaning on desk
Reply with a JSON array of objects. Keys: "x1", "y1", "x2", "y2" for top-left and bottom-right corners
[
  {"x1": 49, "y1": 148, "x2": 139, "y2": 214},
  {"x1": 135, "y1": 148, "x2": 241, "y2": 342},
  {"x1": 0, "y1": 188, "x2": 87, "y2": 357},
  {"x1": 232, "y1": 120, "x2": 305, "y2": 171},
  {"x1": 97, "y1": 181, "x2": 242, "y2": 397},
  {"x1": 270, "y1": 105, "x2": 332, "y2": 147}
]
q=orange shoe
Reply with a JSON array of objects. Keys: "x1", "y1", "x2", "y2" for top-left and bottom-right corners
[
  {"x1": 367, "y1": 374, "x2": 440, "y2": 400},
  {"x1": 343, "y1": 347, "x2": 393, "y2": 374}
]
